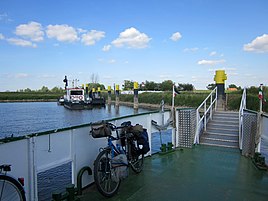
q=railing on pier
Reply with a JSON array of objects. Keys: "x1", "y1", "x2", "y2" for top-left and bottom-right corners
[
  {"x1": 194, "y1": 87, "x2": 217, "y2": 144},
  {"x1": 239, "y1": 88, "x2": 247, "y2": 150}
]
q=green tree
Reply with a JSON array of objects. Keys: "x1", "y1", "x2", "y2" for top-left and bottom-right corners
[
  {"x1": 178, "y1": 83, "x2": 194, "y2": 91},
  {"x1": 88, "y1": 83, "x2": 105, "y2": 90},
  {"x1": 24, "y1": 88, "x2": 32, "y2": 92},
  {"x1": 51, "y1": 87, "x2": 64, "y2": 93},
  {"x1": 144, "y1": 80, "x2": 159, "y2": 90},
  {"x1": 123, "y1": 80, "x2": 134, "y2": 90},
  {"x1": 39, "y1": 86, "x2": 50, "y2": 92},
  {"x1": 160, "y1": 80, "x2": 173, "y2": 91}
]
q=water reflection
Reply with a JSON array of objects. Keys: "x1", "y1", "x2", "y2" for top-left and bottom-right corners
[{"x1": 0, "y1": 102, "x2": 151, "y2": 138}]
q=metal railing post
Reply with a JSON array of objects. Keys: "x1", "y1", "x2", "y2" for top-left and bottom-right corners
[
  {"x1": 210, "y1": 94, "x2": 213, "y2": 120},
  {"x1": 204, "y1": 102, "x2": 207, "y2": 131},
  {"x1": 194, "y1": 87, "x2": 217, "y2": 144}
]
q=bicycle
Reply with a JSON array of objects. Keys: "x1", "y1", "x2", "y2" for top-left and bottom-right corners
[
  {"x1": 90, "y1": 121, "x2": 148, "y2": 197},
  {"x1": 0, "y1": 164, "x2": 26, "y2": 201}
]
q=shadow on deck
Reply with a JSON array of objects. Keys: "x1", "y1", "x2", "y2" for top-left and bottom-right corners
[{"x1": 80, "y1": 145, "x2": 268, "y2": 201}]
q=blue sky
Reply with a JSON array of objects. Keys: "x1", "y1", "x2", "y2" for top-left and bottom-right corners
[{"x1": 0, "y1": 0, "x2": 268, "y2": 91}]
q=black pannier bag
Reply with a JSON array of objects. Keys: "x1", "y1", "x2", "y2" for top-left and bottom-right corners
[
  {"x1": 90, "y1": 122, "x2": 112, "y2": 138},
  {"x1": 135, "y1": 128, "x2": 150, "y2": 155}
]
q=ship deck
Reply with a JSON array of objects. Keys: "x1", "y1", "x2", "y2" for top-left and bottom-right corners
[{"x1": 80, "y1": 145, "x2": 268, "y2": 201}]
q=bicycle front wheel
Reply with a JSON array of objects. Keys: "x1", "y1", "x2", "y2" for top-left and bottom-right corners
[
  {"x1": 0, "y1": 175, "x2": 26, "y2": 201},
  {"x1": 94, "y1": 149, "x2": 121, "y2": 197}
]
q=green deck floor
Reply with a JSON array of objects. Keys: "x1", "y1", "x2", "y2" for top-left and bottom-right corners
[{"x1": 80, "y1": 145, "x2": 268, "y2": 201}]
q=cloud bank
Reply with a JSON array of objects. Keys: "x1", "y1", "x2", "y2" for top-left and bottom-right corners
[{"x1": 243, "y1": 34, "x2": 268, "y2": 53}]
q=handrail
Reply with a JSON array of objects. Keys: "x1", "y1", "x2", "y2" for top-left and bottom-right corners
[
  {"x1": 194, "y1": 87, "x2": 217, "y2": 144},
  {"x1": 239, "y1": 88, "x2": 246, "y2": 150}
]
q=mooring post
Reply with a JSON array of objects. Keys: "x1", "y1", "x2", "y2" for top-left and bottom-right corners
[
  {"x1": 107, "y1": 86, "x2": 112, "y2": 105},
  {"x1": 115, "y1": 84, "x2": 120, "y2": 107},
  {"x1": 214, "y1": 70, "x2": 227, "y2": 110},
  {"x1": 97, "y1": 87, "x2": 101, "y2": 98},
  {"x1": 85, "y1": 83, "x2": 89, "y2": 100},
  {"x1": 92, "y1": 88, "x2": 96, "y2": 99},
  {"x1": 134, "y1": 81, "x2": 139, "y2": 109}
]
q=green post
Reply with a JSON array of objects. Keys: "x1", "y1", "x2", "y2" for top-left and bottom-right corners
[
  {"x1": 160, "y1": 144, "x2": 167, "y2": 152},
  {"x1": 52, "y1": 192, "x2": 62, "y2": 201},
  {"x1": 66, "y1": 184, "x2": 75, "y2": 201},
  {"x1": 167, "y1": 142, "x2": 173, "y2": 151}
]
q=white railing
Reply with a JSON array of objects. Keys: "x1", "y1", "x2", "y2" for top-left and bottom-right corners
[
  {"x1": 194, "y1": 87, "x2": 217, "y2": 144},
  {"x1": 0, "y1": 110, "x2": 174, "y2": 201},
  {"x1": 239, "y1": 88, "x2": 246, "y2": 150}
]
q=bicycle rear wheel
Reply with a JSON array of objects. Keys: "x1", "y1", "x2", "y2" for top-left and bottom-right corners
[
  {"x1": 94, "y1": 149, "x2": 121, "y2": 197},
  {"x1": 129, "y1": 141, "x2": 144, "y2": 173},
  {"x1": 0, "y1": 175, "x2": 26, "y2": 201}
]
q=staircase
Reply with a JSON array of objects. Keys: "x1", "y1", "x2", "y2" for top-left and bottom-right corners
[{"x1": 200, "y1": 111, "x2": 239, "y2": 148}]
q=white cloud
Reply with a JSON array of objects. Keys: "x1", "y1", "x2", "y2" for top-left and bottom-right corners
[
  {"x1": 15, "y1": 21, "x2": 44, "y2": 42},
  {"x1": 81, "y1": 30, "x2": 105, "y2": 46},
  {"x1": 0, "y1": 12, "x2": 12, "y2": 22},
  {"x1": 112, "y1": 27, "x2": 151, "y2": 48},
  {"x1": 170, "y1": 32, "x2": 182, "y2": 41},
  {"x1": 243, "y1": 34, "x2": 268, "y2": 53},
  {"x1": 183, "y1": 47, "x2": 198, "y2": 52},
  {"x1": 15, "y1": 73, "x2": 29, "y2": 78},
  {"x1": 159, "y1": 74, "x2": 171, "y2": 79},
  {"x1": 38, "y1": 74, "x2": 56, "y2": 78},
  {"x1": 197, "y1": 59, "x2": 226, "y2": 65},
  {"x1": 228, "y1": 72, "x2": 238, "y2": 76},
  {"x1": 209, "y1": 51, "x2": 217, "y2": 56},
  {"x1": 0, "y1": 33, "x2": 4, "y2": 40},
  {"x1": 102, "y1": 44, "x2": 111, "y2": 51},
  {"x1": 46, "y1": 24, "x2": 78, "y2": 42},
  {"x1": 176, "y1": 74, "x2": 184, "y2": 78},
  {"x1": 108, "y1": 59, "x2": 116, "y2": 64},
  {"x1": 7, "y1": 38, "x2": 37, "y2": 48},
  {"x1": 77, "y1": 28, "x2": 87, "y2": 33}
]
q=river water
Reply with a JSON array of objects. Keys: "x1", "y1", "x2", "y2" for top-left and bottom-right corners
[{"x1": 0, "y1": 102, "x2": 151, "y2": 139}]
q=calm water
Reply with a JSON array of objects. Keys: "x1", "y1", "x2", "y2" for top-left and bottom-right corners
[{"x1": 0, "y1": 102, "x2": 151, "y2": 139}]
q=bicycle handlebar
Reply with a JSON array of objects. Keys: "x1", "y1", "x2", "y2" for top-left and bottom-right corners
[
  {"x1": 106, "y1": 121, "x2": 132, "y2": 131},
  {"x1": 0, "y1": 164, "x2": 11, "y2": 172}
]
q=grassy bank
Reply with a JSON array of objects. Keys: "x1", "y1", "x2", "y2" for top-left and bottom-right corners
[
  {"x1": 0, "y1": 92, "x2": 63, "y2": 101},
  {"x1": 1, "y1": 90, "x2": 266, "y2": 113}
]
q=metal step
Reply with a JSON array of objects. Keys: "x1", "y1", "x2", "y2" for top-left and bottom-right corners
[
  {"x1": 202, "y1": 132, "x2": 239, "y2": 141},
  {"x1": 200, "y1": 142, "x2": 239, "y2": 149},
  {"x1": 200, "y1": 110, "x2": 240, "y2": 149},
  {"x1": 214, "y1": 112, "x2": 239, "y2": 118},
  {"x1": 204, "y1": 130, "x2": 238, "y2": 137},
  {"x1": 200, "y1": 137, "x2": 239, "y2": 149},
  {"x1": 212, "y1": 117, "x2": 239, "y2": 123},
  {"x1": 205, "y1": 128, "x2": 239, "y2": 135},
  {"x1": 208, "y1": 122, "x2": 239, "y2": 129},
  {"x1": 207, "y1": 126, "x2": 239, "y2": 133}
]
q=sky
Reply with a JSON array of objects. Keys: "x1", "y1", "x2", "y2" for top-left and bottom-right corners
[{"x1": 0, "y1": 0, "x2": 268, "y2": 91}]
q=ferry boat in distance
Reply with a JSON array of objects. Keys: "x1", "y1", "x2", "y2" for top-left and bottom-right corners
[{"x1": 62, "y1": 76, "x2": 105, "y2": 110}]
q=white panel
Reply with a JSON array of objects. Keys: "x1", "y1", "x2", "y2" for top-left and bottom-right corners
[
  {"x1": 35, "y1": 131, "x2": 72, "y2": 172},
  {"x1": 0, "y1": 139, "x2": 30, "y2": 201}
]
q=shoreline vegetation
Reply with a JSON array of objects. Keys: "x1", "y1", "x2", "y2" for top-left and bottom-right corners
[{"x1": 0, "y1": 89, "x2": 267, "y2": 112}]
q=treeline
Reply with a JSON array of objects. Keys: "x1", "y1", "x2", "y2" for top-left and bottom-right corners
[
  {"x1": 124, "y1": 80, "x2": 194, "y2": 91},
  {"x1": 16, "y1": 86, "x2": 65, "y2": 93}
]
